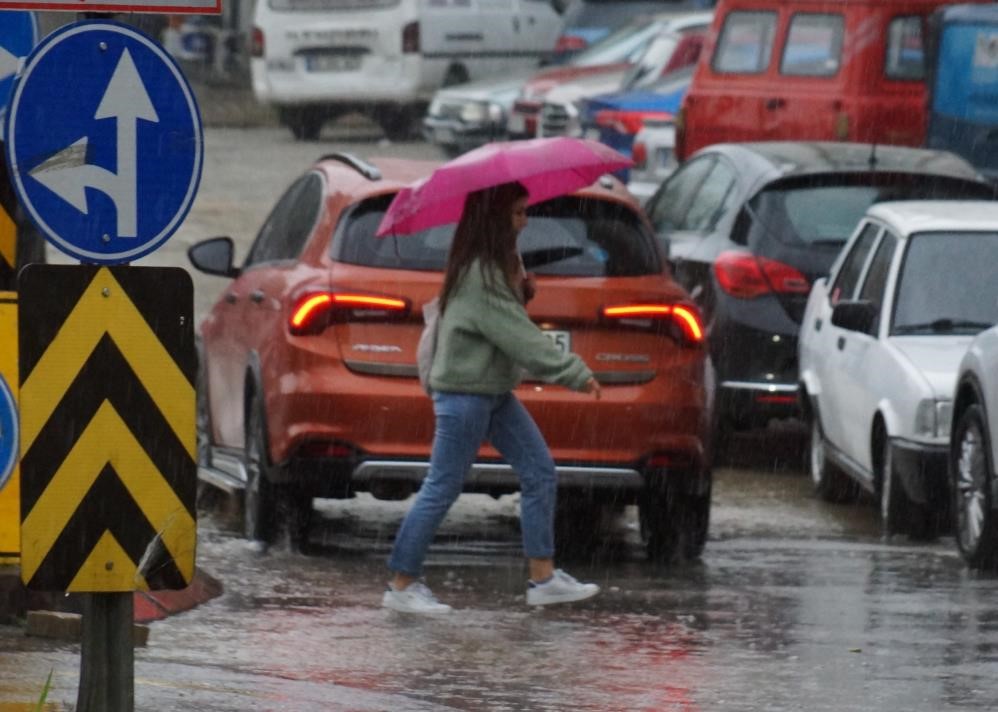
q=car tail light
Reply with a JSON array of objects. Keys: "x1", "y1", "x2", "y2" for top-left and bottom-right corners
[
  {"x1": 402, "y1": 22, "x2": 420, "y2": 53},
  {"x1": 632, "y1": 140, "x2": 647, "y2": 170},
  {"x1": 554, "y1": 34, "x2": 587, "y2": 54},
  {"x1": 594, "y1": 110, "x2": 671, "y2": 136},
  {"x1": 714, "y1": 252, "x2": 810, "y2": 299},
  {"x1": 601, "y1": 303, "x2": 704, "y2": 345},
  {"x1": 646, "y1": 450, "x2": 696, "y2": 469},
  {"x1": 250, "y1": 26, "x2": 264, "y2": 58},
  {"x1": 288, "y1": 290, "x2": 410, "y2": 335}
]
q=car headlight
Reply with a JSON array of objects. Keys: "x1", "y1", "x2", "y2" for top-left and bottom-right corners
[
  {"x1": 914, "y1": 398, "x2": 953, "y2": 439},
  {"x1": 460, "y1": 102, "x2": 488, "y2": 123},
  {"x1": 428, "y1": 98, "x2": 442, "y2": 117},
  {"x1": 487, "y1": 102, "x2": 504, "y2": 124}
]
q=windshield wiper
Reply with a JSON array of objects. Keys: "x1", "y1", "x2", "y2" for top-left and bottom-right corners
[{"x1": 894, "y1": 318, "x2": 993, "y2": 334}]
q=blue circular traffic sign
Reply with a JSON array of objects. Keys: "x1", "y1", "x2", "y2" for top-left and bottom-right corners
[
  {"x1": 0, "y1": 11, "x2": 37, "y2": 121},
  {"x1": 0, "y1": 374, "x2": 16, "y2": 492},
  {"x1": 4, "y1": 21, "x2": 203, "y2": 264}
]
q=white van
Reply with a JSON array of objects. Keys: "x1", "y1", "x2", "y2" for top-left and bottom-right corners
[{"x1": 250, "y1": 0, "x2": 565, "y2": 140}]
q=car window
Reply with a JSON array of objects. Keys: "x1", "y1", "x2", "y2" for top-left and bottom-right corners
[
  {"x1": 333, "y1": 194, "x2": 661, "y2": 277},
  {"x1": 681, "y1": 159, "x2": 738, "y2": 232},
  {"x1": 830, "y1": 222, "x2": 880, "y2": 304},
  {"x1": 270, "y1": 0, "x2": 401, "y2": 9},
  {"x1": 858, "y1": 230, "x2": 898, "y2": 332},
  {"x1": 646, "y1": 156, "x2": 715, "y2": 232},
  {"x1": 712, "y1": 11, "x2": 777, "y2": 74},
  {"x1": 892, "y1": 231, "x2": 998, "y2": 335},
  {"x1": 244, "y1": 173, "x2": 323, "y2": 267},
  {"x1": 570, "y1": 19, "x2": 662, "y2": 66},
  {"x1": 885, "y1": 15, "x2": 925, "y2": 81},
  {"x1": 780, "y1": 13, "x2": 844, "y2": 77}
]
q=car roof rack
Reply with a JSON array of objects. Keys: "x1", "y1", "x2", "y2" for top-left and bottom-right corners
[{"x1": 318, "y1": 152, "x2": 382, "y2": 181}]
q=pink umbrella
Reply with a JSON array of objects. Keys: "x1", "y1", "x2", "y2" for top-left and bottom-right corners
[{"x1": 376, "y1": 137, "x2": 632, "y2": 236}]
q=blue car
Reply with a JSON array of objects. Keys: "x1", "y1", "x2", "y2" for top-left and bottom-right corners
[{"x1": 580, "y1": 70, "x2": 692, "y2": 180}]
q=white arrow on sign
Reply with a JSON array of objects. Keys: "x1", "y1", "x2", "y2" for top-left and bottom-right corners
[
  {"x1": 28, "y1": 48, "x2": 158, "y2": 238},
  {"x1": 0, "y1": 45, "x2": 19, "y2": 83}
]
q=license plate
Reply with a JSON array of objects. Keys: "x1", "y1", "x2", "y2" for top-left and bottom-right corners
[
  {"x1": 543, "y1": 330, "x2": 571, "y2": 355},
  {"x1": 508, "y1": 113, "x2": 526, "y2": 134},
  {"x1": 434, "y1": 127, "x2": 455, "y2": 143},
  {"x1": 306, "y1": 55, "x2": 361, "y2": 72}
]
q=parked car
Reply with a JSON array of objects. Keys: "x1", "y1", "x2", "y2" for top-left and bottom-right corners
[
  {"x1": 926, "y1": 3, "x2": 998, "y2": 181},
  {"x1": 578, "y1": 67, "x2": 694, "y2": 181},
  {"x1": 643, "y1": 141, "x2": 997, "y2": 450},
  {"x1": 509, "y1": 12, "x2": 678, "y2": 139},
  {"x1": 628, "y1": 116, "x2": 679, "y2": 204},
  {"x1": 675, "y1": 0, "x2": 978, "y2": 161},
  {"x1": 550, "y1": 0, "x2": 699, "y2": 63},
  {"x1": 538, "y1": 13, "x2": 710, "y2": 140},
  {"x1": 250, "y1": 0, "x2": 564, "y2": 141},
  {"x1": 189, "y1": 152, "x2": 712, "y2": 561},
  {"x1": 951, "y1": 321, "x2": 998, "y2": 568},
  {"x1": 800, "y1": 201, "x2": 998, "y2": 539},
  {"x1": 422, "y1": 74, "x2": 526, "y2": 156}
]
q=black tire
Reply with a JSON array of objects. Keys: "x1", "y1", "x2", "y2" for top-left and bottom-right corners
[
  {"x1": 244, "y1": 395, "x2": 279, "y2": 543},
  {"x1": 281, "y1": 107, "x2": 323, "y2": 141},
  {"x1": 809, "y1": 415, "x2": 859, "y2": 503},
  {"x1": 379, "y1": 109, "x2": 416, "y2": 142},
  {"x1": 640, "y1": 478, "x2": 711, "y2": 563},
  {"x1": 951, "y1": 405, "x2": 998, "y2": 568}
]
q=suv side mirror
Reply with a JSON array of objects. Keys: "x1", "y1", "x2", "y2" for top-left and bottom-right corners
[
  {"x1": 188, "y1": 237, "x2": 239, "y2": 278},
  {"x1": 831, "y1": 300, "x2": 877, "y2": 335}
]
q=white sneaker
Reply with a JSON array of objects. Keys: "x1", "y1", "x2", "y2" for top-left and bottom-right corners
[
  {"x1": 526, "y1": 569, "x2": 600, "y2": 606},
  {"x1": 382, "y1": 581, "x2": 452, "y2": 614}
]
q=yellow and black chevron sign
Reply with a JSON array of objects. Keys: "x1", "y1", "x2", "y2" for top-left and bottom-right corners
[
  {"x1": 18, "y1": 265, "x2": 196, "y2": 592},
  {"x1": 0, "y1": 188, "x2": 16, "y2": 288}
]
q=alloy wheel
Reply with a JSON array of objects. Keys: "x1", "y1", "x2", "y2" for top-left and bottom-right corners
[{"x1": 956, "y1": 420, "x2": 987, "y2": 554}]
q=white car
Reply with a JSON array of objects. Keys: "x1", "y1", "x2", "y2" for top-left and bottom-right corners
[
  {"x1": 799, "y1": 201, "x2": 998, "y2": 539},
  {"x1": 950, "y1": 325, "x2": 998, "y2": 568}
]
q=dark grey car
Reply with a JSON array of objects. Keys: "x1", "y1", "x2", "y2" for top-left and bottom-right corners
[{"x1": 643, "y1": 141, "x2": 998, "y2": 451}]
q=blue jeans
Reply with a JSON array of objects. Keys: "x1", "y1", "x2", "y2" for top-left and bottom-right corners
[{"x1": 388, "y1": 391, "x2": 557, "y2": 578}]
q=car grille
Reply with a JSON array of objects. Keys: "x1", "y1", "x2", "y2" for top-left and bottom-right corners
[
  {"x1": 540, "y1": 102, "x2": 576, "y2": 137},
  {"x1": 431, "y1": 102, "x2": 465, "y2": 121}
]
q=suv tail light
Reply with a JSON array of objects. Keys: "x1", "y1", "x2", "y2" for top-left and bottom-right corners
[
  {"x1": 594, "y1": 110, "x2": 671, "y2": 136},
  {"x1": 601, "y1": 303, "x2": 704, "y2": 345},
  {"x1": 250, "y1": 26, "x2": 264, "y2": 58},
  {"x1": 289, "y1": 290, "x2": 410, "y2": 335},
  {"x1": 402, "y1": 22, "x2": 420, "y2": 53},
  {"x1": 632, "y1": 140, "x2": 647, "y2": 170},
  {"x1": 714, "y1": 252, "x2": 810, "y2": 299}
]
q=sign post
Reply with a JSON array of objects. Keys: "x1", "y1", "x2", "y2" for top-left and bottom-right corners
[{"x1": 5, "y1": 20, "x2": 201, "y2": 712}]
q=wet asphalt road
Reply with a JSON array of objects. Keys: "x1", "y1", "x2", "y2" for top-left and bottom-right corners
[
  {"x1": 3, "y1": 129, "x2": 998, "y2": 709},
  {"x1": 3, "y1": 429, "x2": 998, "y2": 711}
]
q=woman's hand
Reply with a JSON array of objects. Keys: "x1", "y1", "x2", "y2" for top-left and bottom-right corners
[
  {"x1": 522, "y1": 272, "x2": 537, "y2": 304},
  {"x1": 583, "y1": 377, "x2": 601, "y2": 400}
]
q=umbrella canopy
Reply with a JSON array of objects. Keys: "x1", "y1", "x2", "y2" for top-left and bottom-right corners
[{"x1": 376, "y1": 137, "x2": 632, "y2": 236}]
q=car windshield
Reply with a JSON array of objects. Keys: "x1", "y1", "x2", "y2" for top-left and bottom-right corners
[
  {"x1": 333, "y1": 194, "x2": 660, "y2": 277},
  {"x1": 892, "y1": 231, "x2": 998, "y2": 335},
  {"x1": 570, "y1": 20, "x2": 663, "y2": 66},
  {"x1": 622, "y1": 33, "x2": 679, "y2": 87},
  {"x1": 745, "y1": 175, "x2": 996, "y2": 248}
]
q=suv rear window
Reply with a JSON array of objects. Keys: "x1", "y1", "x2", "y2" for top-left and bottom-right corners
[
  {"x1": 332, "y1": 194, "x2": 661, "y2": 277},
  {"x1": 742, "y1": 175, "x2": 997, "y2": 249}
]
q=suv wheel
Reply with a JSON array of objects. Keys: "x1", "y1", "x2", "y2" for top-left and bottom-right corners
[
  {"x1": 640, "y1": 477, "x2": 710, "y2": 563},
  {"x1": 952, "y1": 405, "x2": 998, "y2": 568},
  {"x1": 244, "y1": 395, "x2": 279, "y2": 543},
  {"x1": 809, "y1": 415, "x2": 859, "y2": 503},
  {"x1": 280, "y1": 107, "x2": 324, "y2": 141}
]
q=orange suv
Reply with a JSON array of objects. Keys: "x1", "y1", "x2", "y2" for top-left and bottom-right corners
[{"x1": 189, "y1": 152, "x2": 711, "y2": 561}]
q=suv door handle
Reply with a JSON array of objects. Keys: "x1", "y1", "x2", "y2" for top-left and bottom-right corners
[
  {"x1": 249, "y1": 290, "x2": 265, "y2": 304},
  {"x1": 837, "y1": 336, "x2": 846, "y2": 350},
  {"x1": 765, "y1": 97, "x2": 786, "y2": 110}
]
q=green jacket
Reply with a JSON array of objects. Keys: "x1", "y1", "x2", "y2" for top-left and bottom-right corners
[{"x1": 429, "y1": 260, "x2": 593, "y2": 395}]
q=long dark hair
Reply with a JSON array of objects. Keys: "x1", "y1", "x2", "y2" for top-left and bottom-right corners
[{"x1": 439, "y1": 181, "x2": 529, "y2": 313}]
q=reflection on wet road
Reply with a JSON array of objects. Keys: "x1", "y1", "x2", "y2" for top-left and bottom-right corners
[{"x1": 4, "y1": 426, "x2": 998, "y2": 710}]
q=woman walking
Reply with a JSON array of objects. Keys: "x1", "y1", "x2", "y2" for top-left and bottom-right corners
[{"x1": 383, "y1": 181, "x2": 602, "y2": 614}]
